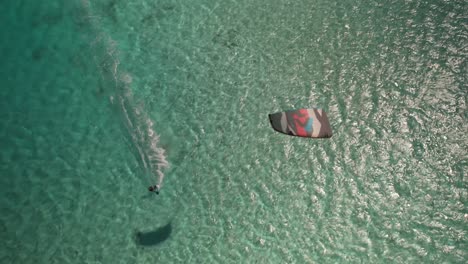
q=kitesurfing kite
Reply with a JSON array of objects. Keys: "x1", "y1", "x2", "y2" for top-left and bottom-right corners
[{"x1": 269, "y1": 108, "x2": 332, "y2": 138}]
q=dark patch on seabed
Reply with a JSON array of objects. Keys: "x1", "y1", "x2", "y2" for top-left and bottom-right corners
[{"x1": 135, "y1": 222, "x2": 172, "y2": 246}]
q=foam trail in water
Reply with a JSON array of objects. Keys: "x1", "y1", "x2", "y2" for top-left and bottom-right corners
[
  {"x1": 117, "y1": 87, "x2": 169, "y2": 188},
  {"x1": 80, "y1": 0, "x2": 169, "y2": 188}
]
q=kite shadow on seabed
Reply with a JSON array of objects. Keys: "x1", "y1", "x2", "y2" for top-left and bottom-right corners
[{"x1": 134, "y1": 222, "x2": 172, "y2": 246}]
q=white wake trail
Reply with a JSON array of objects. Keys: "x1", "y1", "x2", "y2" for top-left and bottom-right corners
[{"x1": 81, "y1": 0, "x2": 170, "y2": 188}]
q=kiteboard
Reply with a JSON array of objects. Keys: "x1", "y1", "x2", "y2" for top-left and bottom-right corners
[{"x1": 269, "y1": 108, "x2": 332, "y2": 138}]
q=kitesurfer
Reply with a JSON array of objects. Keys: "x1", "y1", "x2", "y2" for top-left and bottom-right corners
[{"x1": 148, "y1": 185, "x2": 160, "y2": 195}]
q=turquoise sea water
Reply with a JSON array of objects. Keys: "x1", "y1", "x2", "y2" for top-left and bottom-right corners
[{"x1": 1, "y1": 0, "x2": 466, "y2": 263}]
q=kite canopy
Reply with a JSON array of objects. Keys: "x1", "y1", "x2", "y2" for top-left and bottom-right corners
[{"x1": 269, "y1": 108, "x2": 332, "y2": 138}]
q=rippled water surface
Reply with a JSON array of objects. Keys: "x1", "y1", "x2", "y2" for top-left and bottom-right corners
[{"x1": 1, "y1": 0, "x2": 466, "y2": 263}]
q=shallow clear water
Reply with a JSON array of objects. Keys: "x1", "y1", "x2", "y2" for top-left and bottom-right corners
[{"x1": 1, "y1": 0, "x2": 466, "y2": 263}]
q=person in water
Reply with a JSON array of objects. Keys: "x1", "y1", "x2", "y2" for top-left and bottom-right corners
[{"x1": 148, "y1": 185, "x2": 160, "y2": 195}]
